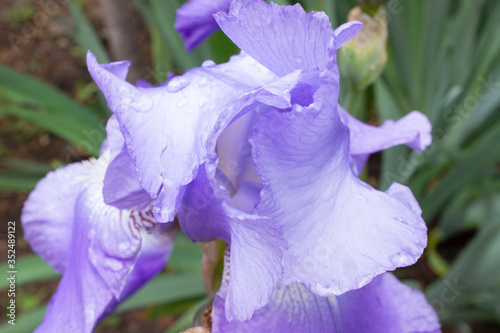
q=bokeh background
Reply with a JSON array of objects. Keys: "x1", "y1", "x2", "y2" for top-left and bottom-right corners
[{"x1": 1, "y1": 0, "x2": 499, "y2": 332}]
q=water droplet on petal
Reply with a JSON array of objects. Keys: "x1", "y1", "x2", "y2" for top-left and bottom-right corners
[
  {"x1": 85, "y1": 306, "x2": 96, "y2": 323},
  {"x1": 177, "y1": 99, "x2": 189, "y2": 108},
  {"x1": 294, "y1": 56, "x2": 303, "y2": 64},
  {"x1": 199, "y1": 77, "x2": 209, "y2": 87},
  {"x1": 131, "y1": 96, "x2": 153, "y2": 113},
  {"x1": 202, "y1": 60, "x2": 216, "y2": 67},
  {"x1": 395, "y1": 217, "x2": 410, "y2": 226},
  {"x1": 118, "y1": 242, "x2": 130, "y2": 253},
  {"x1": 199, "y1": 98, "x2": 208, "y2": 108},
  {"x1": 107, "y1": 259, "x2": 123, "y2": 271},
  {"x1": 166, "y1": 76, "x2": 190, "y2": 92},
  {"x1": 389, "y1": 252, "x2": 406, "y2": 266},
  {"x1": 118, "y1": 86, "x2": 130, "y2": 95}
]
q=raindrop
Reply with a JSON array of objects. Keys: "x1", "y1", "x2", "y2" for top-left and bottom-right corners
[
  {"x1": 131, "y1": 96, "x2": 153, "y2": 113},
  {"x1": 202, "y1": 60, "x2": 216, "y2": 67},
  {"x1": 118, "y1": 242, "x2": 130, "y2": 253},
  {"x1": 199, "y1": 98, "x2": 209, "y2": 108},
  {"x1": 85, "y1": 307, "x2": 96, "y2": 322},
  {"x1": 177, "y1": 99, "x2": 189, "y2": 108},
  {"x1": 389, "y1": 252, "x2": 406, "y2": 266},
  {"x1": 166, "y1": 76, "x2": 190, "y2": 92},
  {"x1": 294, "y1": 56, "x2": 303, "y2": 64},
  {"x1": 88, "y1": 229, "x2": 96, "y2": 240},
  {"x1": 108, "y1": 259, "x2": 123, "y2": 271},
  {"x1": 199, "y1": 77, "x2": 209, "y2": 87}
]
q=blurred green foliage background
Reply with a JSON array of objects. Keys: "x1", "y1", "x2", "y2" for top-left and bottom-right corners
[{"x1": 1, "y1": 0, "x2": 499, "y2": 332}]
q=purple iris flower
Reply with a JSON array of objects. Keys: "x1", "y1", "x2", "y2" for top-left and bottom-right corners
[
  {"x1": 211, "y1": 250, "x2": 440, "y2": 332},
  {"x1": 21, "y1": 147, "x2": 175, "y2": 332},
  {"x1": 175, "y1": 0, "x2": 232, "y2": 51},
  {"x1": 21, "y1": 0, "x2": 440, "y2": 331}
]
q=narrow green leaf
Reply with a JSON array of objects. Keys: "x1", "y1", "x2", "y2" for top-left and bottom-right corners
[
  {"x1": 0, "y1": 172, "x2": 41, "y2": 191},
  {"x1": 0, "y1": 255, "x2": 60, "y2": 289},
  {"x1": 116, "y1": 273, "x2": 205, "y2": 313},
  {"x1": 0, "y1": 66, "x2": 101, "y2": 125},
  {"x1": 148, "y1": 0, "x2": 204, "y2": 70},
  {"x1": 165, "y1": 298, "x2": 208, "y2": 333},
  {"x1": 420, "y1": 123, "x2": 500, "y2": 222},
  {"x1": 0, "y1": 306, "x2": 47, "y2": 333},
  {"x1": 167, "y1": 234, "x2": 203, "y2": 274},
  {"x1": 1, "y1": 105, "x2": 102, "y2": 156},
  {"x1": 64, "y1": 0, "x2": 110, "y2": 63}
]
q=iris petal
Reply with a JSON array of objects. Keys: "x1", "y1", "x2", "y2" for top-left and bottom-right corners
[
  {"x1": 88, "y1": 50, "x2": 276, "y2": 221},
  {"x1": 215, "y1": 0, "x2": 336, "y2": 76},
  {"x1": 175, "y1": 0, "x2": 231, "y2": 51},
  {"x1": 252, "y1": 83, "x2": 428, "y2": 295},
  {"x1": 212, "y1": 272, "x2": 441, "y2": 333},
  {"x1": 103, "y1": 115, "x2": 151, "y2": 210},
  {"x1": 180, "y1": 165, "x2": 286, "y2": 321},
  {"x1": 22, "y1": 155, "x2": 175, "y2": 332},
  {"x1": 339, "y1": 105, "x2": 432, "y2": 172}
]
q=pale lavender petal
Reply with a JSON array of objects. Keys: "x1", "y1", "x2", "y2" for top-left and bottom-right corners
[
  {"x1": 252, "y1": 83, "x2": 428, "y2": 296},
  {"x1": 181, "y1": 68, "x2": 328, "y2": 320},
  {"x1": 225, "y1": 207, "x2": 285, "y2": 321},
  {"x1": 23, "y1": 155, "x2": 175, "y2": 333},
  {"x1": 216, "y1": 107, "x2": 261, "y2": 189},
  {"x1": 179, "y1": 164, "x2": 231, "y2": 243},
  {"x1": 88, "y1": 50, "x2": 277, "y2": 222},
  {"x1": 175, "y1": 0, "x2": 231, "y2": 51},
  {"x1": 21, "y1": 161, "x2": 92, "y2": 273},
  {"x1": 339, "y1": 105, "x2": 432, "y2": 172},
  {"x1": 179, "y1": 166, "x2": 286, "y2": 321},
  {"x1": 103, "y1": 115, "x2": 151, "y2": 210},
  {"x1": 334, "y1": 21, "x2": 363, "y2": 49},
  {"x1": 215, "y1": 0, "x2": 336, "y2": 76},
  {"x1": 212, "y1": 273, "x2": 441, "y2": 333}
]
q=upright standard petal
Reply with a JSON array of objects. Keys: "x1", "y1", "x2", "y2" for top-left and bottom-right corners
[
  {"x1": 178, "y1": 73, "x2": 328, "y2": 320},
  {"x1": 88, "y1": 50, "x2": 277, "y2": 222},
  {"x1": 339, "y1": 105, "x2": 432, "y2": 172},
  {"x1": 215, "y1": 0, "x2": 336, "y2": 77},
  {"x1": 22, "y1": 154, "x2": 175, "y2": 333},
  {"x1": 251, "y1": 83, "x2": 428, "y2": 296},
  {"x1": 175, "y1": 0, "x2": 231, "y2": 51},
  {"x1": 212, "y1": 272, "x2": 441, "y2": 333}
]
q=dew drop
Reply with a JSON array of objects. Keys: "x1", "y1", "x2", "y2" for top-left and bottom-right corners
[
  {"x1": 395, "y1": 217, "x2": 410, "y2": 226},
  {"x1": 131, "y1": 96, "x2": 153, "y2": 113},
  {"x1": 389, "y1": 253, "x2": 406, "y2": 266},
  {"x1": 88, "y1": 229, "x2": 96, "y2": 240},
  {"x1": 202, "y1": 60, "x2": 216, "y2": 67},
  {"x1": 177, "y1": 99, "x2": 189, "y2": 108},
  {"x1": 118, "y1": 242, "x2": 130, "y2": 253},
  {"x1": 199, "y1": 98, "x2": 209, "y2": 108},
  {"x1": 108, "y1": 259, "x2": 123, "y2": 271},
  {"x1": 199, "y1": 77, "x2": 209, "y2": 87},
  {"x1": 118, "y1": 86, "x2": 130, "y2": 95},
  {"x1": 294, "y1": 56, "x2": 303, "y2": 64},
  {"x1": 166, "y1": 76, "x2": 190, "y2": 92},
  {"x1": 85, "y1": 307, "x2": 96, "y2": 322}
]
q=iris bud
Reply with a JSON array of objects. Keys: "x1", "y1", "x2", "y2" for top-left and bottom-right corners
[{"x1": 338, "y1": 6, "x2": 388, "y2": 91}]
